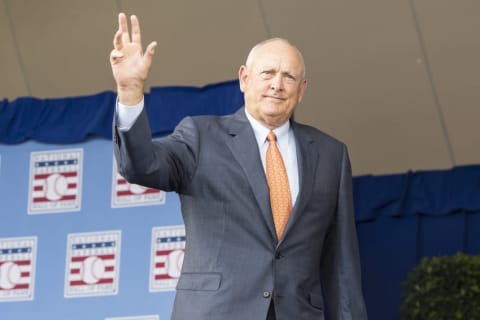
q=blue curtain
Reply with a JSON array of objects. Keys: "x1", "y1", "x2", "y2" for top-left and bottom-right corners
[
  {"x1": 0, "y1": 80, "x2": 244, "y2": 144},
  {"x1": 353, "y1": 166, "x2": 480, "y2": 319}
]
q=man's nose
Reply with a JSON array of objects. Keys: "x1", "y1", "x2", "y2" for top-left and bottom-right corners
[{"x1": 270, "y1": 75, "x2": 284, "y2": 91}]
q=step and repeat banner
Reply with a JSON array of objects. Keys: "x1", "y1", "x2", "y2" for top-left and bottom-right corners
[{"x1": 0, "y1": 139, "x2": 186, "y2": 320}]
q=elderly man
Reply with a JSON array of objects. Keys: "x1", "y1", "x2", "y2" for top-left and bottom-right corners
[{"x1": 111, "y1": 13, "x2": 367, "y2": 320}]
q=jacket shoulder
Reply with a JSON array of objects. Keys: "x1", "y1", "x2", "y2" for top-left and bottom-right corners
[
  {"x1": 184, "y1": 111, "x2": 240, "y2": 133},
  {"x1": 293, "y1": 121, "x2": 346, "y2": 150}
]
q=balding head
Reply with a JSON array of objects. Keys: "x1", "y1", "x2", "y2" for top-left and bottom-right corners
[
  {"x1": 245, "y1": 38, "x2": 306, "y2": 79},
  {"x1": 238, "y1": 38, "x2": 308, "y2": 129}
]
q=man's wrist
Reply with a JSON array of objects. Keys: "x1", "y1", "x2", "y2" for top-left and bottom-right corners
[{"x1": 117, "y1": 83, "x2": 144, "y2": 106}]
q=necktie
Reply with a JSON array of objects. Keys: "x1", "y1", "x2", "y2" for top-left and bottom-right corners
[{"x1": 266, "y1": 131, "x2": 292, "y2": 240}]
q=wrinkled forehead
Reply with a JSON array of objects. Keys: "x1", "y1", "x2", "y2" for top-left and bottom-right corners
[{"x1": 246, "y1": 39, "x2": 305, "y2": 78}]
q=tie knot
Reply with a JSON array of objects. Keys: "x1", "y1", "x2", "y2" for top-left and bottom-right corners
[{"x1": 267, "y1": 131, "x2": 277, "y2": 143}]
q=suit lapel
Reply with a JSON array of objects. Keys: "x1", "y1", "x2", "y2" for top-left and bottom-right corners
[
  {"x1": 278, "y1": 122, "x2": 319, "y2": 245},
  {"x1": 225, "y1": 108, "x2": 278, "y2": 242}
]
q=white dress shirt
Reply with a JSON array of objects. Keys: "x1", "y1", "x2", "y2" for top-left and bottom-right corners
[
  {"x1": 116, "y1": 100, "x2": 299, "y2": 205},
  {"x1": 244, "y1": 109, "x2": 299, "y2": 206},
  {"x1": 116, "y1": 99, "x2": 144, "y2": 131}
]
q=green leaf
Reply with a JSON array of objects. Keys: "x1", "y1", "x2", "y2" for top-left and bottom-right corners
[{"x1": 402, "y1": 252, "x2": 480, "y2": 320}]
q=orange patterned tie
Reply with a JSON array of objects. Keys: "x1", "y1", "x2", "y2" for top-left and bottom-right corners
[{"x1": 266, "y1": 131, "x2": 292, "y2": 240}]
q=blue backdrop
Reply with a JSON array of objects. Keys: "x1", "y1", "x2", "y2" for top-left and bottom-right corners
[{"x1": 1, "y1": 80, "x2": 479, "y2": 319}]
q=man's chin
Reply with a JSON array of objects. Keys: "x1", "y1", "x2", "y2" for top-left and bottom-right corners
[
  {"x1": 261, "y1": 103, "x2": 284, "y2": 114},
  {"x1": 260, "y1": 111, "x2": 289, "y2": 126}
]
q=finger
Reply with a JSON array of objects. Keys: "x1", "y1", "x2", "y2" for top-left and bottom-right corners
[
  {"x1": 110, "y1": 49, "x2": 124, "y2": 64},
  {"x1": 121, "y1": 31, "x2": 130, "y2": 46},
  {"x1": 143, "y1": 41, "x2": 157, "y2": 69},
  {"x1": 130, "y1": 15, "x2": 142, "y2": 45},
  {"x1": 118, "y1": 12, "x2": 130, "y2": 42},
  {"x1": 113, "y1": 30, "x2": 123, "y2": 50},
  {"x1": 145, "y1": 41, "x2": 157, "y2": 58}
]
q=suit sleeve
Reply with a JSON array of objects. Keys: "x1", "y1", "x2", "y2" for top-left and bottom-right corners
[
  {"x1": 320, "y1": 145, "x2": 368, "y2": 319},
  {"x1": 113, "y1": 107, "x2": 198, "y2": 193}
]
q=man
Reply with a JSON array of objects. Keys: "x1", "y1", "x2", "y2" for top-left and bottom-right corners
[{"x1": 111, "y1": 12, "x2": 367, "y2": 320}]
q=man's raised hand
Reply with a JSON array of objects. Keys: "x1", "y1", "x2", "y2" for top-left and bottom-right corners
[{"x1": 110, "y1": 13, "x2": 157, "y2": 105}]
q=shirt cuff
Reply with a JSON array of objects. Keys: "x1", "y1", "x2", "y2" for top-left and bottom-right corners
[{"x1": 116, "y1": 97, "x2": 144, "y2": 131}]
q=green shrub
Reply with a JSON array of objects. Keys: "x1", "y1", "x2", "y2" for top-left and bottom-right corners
[{"x1": 402, "y1": 252, "x2": 480, "y2": 320}]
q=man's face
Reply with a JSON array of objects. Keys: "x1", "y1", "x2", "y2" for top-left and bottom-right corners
[{"x1": 239, "y1": 40, "x2": 307, "y2": 129}]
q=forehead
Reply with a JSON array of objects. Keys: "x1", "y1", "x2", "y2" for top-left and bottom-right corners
[{"x1": 249, "y1": 41, "x2": 304, "y2": 74}]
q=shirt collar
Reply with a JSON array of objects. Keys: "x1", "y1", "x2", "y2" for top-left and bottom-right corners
[{"x1": 244, "y1": 108, "x2": 291, "y2": 145}]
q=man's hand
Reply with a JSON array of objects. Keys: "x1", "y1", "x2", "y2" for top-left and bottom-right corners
[{"x1": 110, "y1": 13, "x2": 157, "y2": 105}]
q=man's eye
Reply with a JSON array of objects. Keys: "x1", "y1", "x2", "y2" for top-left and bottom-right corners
[{"x1": 261, "y1": 71, "x2": 274, "y2": 79}]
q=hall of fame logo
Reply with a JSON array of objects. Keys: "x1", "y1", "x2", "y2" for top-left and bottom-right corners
[
  {"x1": 111, "y1": 160, "x2": 165, "y2": 208},
  {"x1": 105, "y1": 315, "x2": 159, "y2": 320},
  {"x1": 64, "y1": 230, "x2": 121, "y2": 298},
  {"x1": 149, "y1": 225, "x2": 185, "y2": 292},
  {"x1": 0, "y1": 236, "x2": 37, "y2": 302},
  {"x1": 28, "y1": 149, "x2": 83, "y2": 214}
]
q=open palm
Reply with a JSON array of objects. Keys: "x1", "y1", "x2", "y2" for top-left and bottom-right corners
[{"x1": 110, "y1": 13, "x2": 156, "y2": 105}]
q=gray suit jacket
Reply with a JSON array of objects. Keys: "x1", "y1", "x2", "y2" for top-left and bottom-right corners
[{"x1": 113, "y1": 107, "x2": 367, "y2": 320}]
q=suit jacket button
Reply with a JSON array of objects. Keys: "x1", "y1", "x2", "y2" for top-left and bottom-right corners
[{"x1": 263, "y1": 291, "x2": 272, "y2": 298}]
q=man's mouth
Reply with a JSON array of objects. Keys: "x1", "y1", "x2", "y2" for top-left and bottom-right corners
[{"x1": 264, "y1": 95, "x2": 286, "y2": 101}]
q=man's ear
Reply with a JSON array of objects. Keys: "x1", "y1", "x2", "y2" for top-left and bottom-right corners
[
  {"x1": 238, "y1": 65, "x2": 248, "y2": 93},
  {"x1": 298, "y1": 79, "x2": 308, "y2": 103}
]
